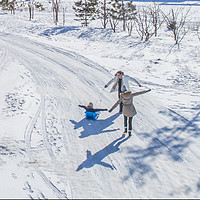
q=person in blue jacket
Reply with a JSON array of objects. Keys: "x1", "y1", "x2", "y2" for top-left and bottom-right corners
[{"x1": 79, "y1": 102, "x2": 107, "y2": 120}]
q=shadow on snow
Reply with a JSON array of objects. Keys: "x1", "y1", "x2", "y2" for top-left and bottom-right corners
[
  {"x1": 76, "y1": 135, "x2": 130, "y2": 171},
  {"x1": 122, "y1": 107, "x2": 200, "y2": 187},
  {"x1": 40, "y1": 26, "x2": 80, "y2": 36},
  {"x1": 72, "y1": 106, "x2": 200, "y2": 189},
  {"x1": 70, "y1": 113, "x2": 120, "y2": 138}
]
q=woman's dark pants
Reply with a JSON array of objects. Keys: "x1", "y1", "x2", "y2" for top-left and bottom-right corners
[
  {"x1": 124, "y1": 115, "x2": 133, "y2": 132},
  {"x1": 118, "y1": 92, "x2": 123, "y2": 113}
]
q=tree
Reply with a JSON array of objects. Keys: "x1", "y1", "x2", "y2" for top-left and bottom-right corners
[
  {"x1": 107, "y1": 0, "x2": 122, "y2": 32},
  {"x1": 9, "y1": 0, "x2": 15, "y2": 14},
  {"x1": 162, "y1": 7, "x2": 191, "y2": 45},
  {"x1": 98, "y1": 0, "x2": 110, "y2": 28},
  {"x1": 147, "y1": 2, "x2": 163, "y2": 37},
  {"x1": 135, "y1": 7, "x2": 155, "y2": 41},
  {"x1": 124, "y1": 1, "x2": 137, "y2": 36},
  {"x1": 34, "y1": 1, "x2": 45, "y2": 11},
  {"x1": 0, "y1": 0, "x2": 9, "y2": 10},
  {"x1": 52, "y1": 0, "x2": 60, "y2": 25},
  {"x1": 73, "y1": 0, "x2": 98, "y2": 26},
  {"x1": 0, "y1": 0, "x2": 44, "y2": 18},
  {"x1": 121, "y1": 0, "x2": 125, "y2": 31},
  {"x1": 0, "y1": 0, "x2": 15, "y2": 14},
  {"x1": 24, "y1": 1, "x2": 45, "y2": 20},
  {"x1": 62, "y1": 7, "x2": 65, "y2": 26},
  {"x1": 28, "y1": 1, "x2": 34, "y2": 20}
]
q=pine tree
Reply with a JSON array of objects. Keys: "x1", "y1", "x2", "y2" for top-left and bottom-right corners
[
  {"x1": 107, "y1": 0, "x2": 123, "y2": 32},
  {"x1": 0, "y1": 0, "x2": 15, "y2": 14},
  {"x1": 124, "y1": 1, "x2": 137, "y2": 35},
  {"x1": 98, "y1": 0, "x2": 110, "y2": 28},
  {"x1": 73, "y1": 0, "x2": 98, "y2": 26},
  {"x1": 0, "y1": 0, "x2": 9, "y2": 10}
]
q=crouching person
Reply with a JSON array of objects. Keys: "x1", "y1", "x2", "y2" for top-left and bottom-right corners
[{"x1": 108, "y1": 88, "x2": 151, "y2": 136}]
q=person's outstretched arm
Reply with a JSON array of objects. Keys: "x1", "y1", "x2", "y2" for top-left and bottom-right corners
[
  {"x1": 93, "y1": 108, "x2": 108, "y2": 112},
  {"x1": 108, "y1": 100, "x2": 120, "y2": 112},
  {"x1": 132, "y1": 89, "x2": 151, "y2": 97},
  {"x1": 129, "y1": 76, "x2": 142, "y2": 87},
  {"x1": 79, "y1": 105, "x2": 87, "y2": 110},
  {"x1": 104, "y1": 77, "x2": 115, "y2": 88}
]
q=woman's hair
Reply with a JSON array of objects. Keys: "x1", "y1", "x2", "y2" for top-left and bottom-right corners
[{"x1": 115, "y1": 70, "x2": 124, "y2": 76}]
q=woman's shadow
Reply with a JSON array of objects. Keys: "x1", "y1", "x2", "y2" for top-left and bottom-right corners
[
  {"x1": 76, "y1": 135, "x2": 130, "y2": 171},
  {"x1": 70, "y1": 113, "x2": 120, "y2": 138}
]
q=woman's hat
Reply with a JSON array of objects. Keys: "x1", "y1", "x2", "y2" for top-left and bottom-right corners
[
  {"x1": 87, "y1": 102, "x2": 93, "y2": 108},
  {"x1": 115, "y1": 70, "x2": 124, "y2": 76}
]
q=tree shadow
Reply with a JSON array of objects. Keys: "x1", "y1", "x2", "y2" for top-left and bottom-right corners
[
  {"x1": 197, "y1": 179, "x2": 200, "y2": 191},
  {"x1": 123, "y1": 108, "x2": 200, "y2": 187},
  {"x1": 70, "y1": 113, "x2": 120, "y2": 138},
  {"x1": 76, "y1": 135, "x2": 130, "y2": 171},
  {"x1": 40, "y1": 26, "x2": 80, "y2": 36},
  {"x1": 159, "y1": 108, "x2": 200, "y2": 138}
]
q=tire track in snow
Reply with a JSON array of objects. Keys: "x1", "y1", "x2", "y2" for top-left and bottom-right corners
[
  {"x1": 0, "y1": 33, "x2": 163, "y2": 197},
  {"x1": 0, "y1": 39, "x2": 71, "y2": 198},
  {"x1": 24, "y1": 97, "x2": 68, "y2": 199},
  {"x1": 22, "y1": 58, "x2": 73, "y2": 198},
  {"x1": 0, "y1": 33, "x2": 110, "y2": 94},
  {"x1": 0, "y1": 32, "x2": 126, "y2": 198},
  {"x1": 9, "y1": 38, "x2": 94, "y2": 198},
  {"x1": 0, "y1": 40, "x2": 64, "y2": 198},
  {"x1": 0, "y1": 43, "x2": 11, "y2": 72}
]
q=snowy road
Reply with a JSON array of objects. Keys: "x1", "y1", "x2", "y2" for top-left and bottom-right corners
[{"x1": 0, "y1": 33, "x2": 200, "y2": 198}]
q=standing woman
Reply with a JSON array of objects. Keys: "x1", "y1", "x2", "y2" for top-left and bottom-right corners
[
  {"x1": 108, "y1": 88, "x2": 151, "y2": 137},
  {"x1": 104, "y1": 70, "x2": 142, "y2": 113}
]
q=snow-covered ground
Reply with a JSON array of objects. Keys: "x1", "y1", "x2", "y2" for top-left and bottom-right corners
[{"x1": 0, "y1": 0, "x2": 200, "y2": 198}]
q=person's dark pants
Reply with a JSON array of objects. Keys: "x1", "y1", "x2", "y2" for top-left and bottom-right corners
[
  {"x1": 118, "y1": 92, "x2": 123, "y2": 112},
  {"x1": 124, "y1": 115, "x2": 133, "y2": 132}
]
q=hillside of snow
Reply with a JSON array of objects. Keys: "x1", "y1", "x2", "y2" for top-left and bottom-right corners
[{"x1": 0, "y1": 0, "x2": 200, "y2": 198}]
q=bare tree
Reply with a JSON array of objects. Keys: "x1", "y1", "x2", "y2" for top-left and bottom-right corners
[
  {"x1": 26, "y1": 1, "x2": 44, "y2": 20},
  {"x1": 147, "y1": 2, "x2": 163, "y2": 37},
  {"x1": 52, "y1": 0, "x2": 60, "y2": 25},
  {"x1": 9, "y1": 0, "x2": 15, "y2": 14},
  {"x1": 28, "y1": 1, "x2": 34, "y2": 20},
  {"x1": 63, "y1": 7, "x2": 65, "y2": 26},
  {"x1": 102, "y1": 0, "x2": 107, "y2": 28},
  {"x1": 135, "y1": 7, "x2": 155, "y2": 41},
  {"x1": 162, "y1": 7, "x2": 191, "y2": 45}
]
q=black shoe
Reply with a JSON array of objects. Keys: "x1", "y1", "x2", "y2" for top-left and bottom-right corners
[
  {"x1": 128, "y1": 131, "x2": 132, "y2": 137},
  {"x1": 123, "y1": 128, "x2": 127, "y2": 134}
]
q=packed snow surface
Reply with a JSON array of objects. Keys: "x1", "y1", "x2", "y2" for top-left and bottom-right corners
[{"x1": 0, "y1": 0, "x2": 200, "y2": 198}]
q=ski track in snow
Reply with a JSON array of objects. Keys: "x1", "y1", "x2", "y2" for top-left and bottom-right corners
[
  {"x1": 0, "y1": 32, "x2": 114, "y2": 198},
  {"x1": 0, "y1": 30, "x2": 200, "y2": 198}
]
